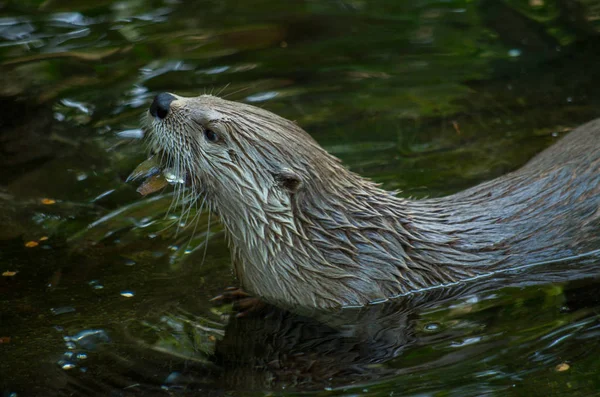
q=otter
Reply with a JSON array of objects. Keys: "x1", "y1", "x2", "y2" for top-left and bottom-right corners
[{"x1": 135, "y1": 92, "x2": 600, "y2": 310}]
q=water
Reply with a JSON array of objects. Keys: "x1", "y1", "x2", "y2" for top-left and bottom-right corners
[{"x1": 2, "y1": 0, "x2": 600, "y2": 395}]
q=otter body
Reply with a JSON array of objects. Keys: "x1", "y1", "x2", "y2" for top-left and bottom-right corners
[{"x1": 143, "y1": 93, "x2": 600, "y2": 310}]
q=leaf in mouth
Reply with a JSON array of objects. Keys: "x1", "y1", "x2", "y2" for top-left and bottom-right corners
[
  {"x1": 126, "y1": 156, "x2": 161, "y2": 183},
  {"x1": 127, "y1": 156, "x2": 168, "y2": 196},
  {"x1": 136, "y1": 173, "x2": 169, "y2": 196},
  {"x1": 127, "y1": 156, "x2": 189, "y2": 196}
]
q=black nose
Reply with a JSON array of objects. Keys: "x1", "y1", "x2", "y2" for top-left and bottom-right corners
[{"x1": 149, "y1": 93, "x2": 176, "y2": 119}]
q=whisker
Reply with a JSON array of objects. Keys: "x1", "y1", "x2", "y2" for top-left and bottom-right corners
[
  {"x1": 200, "y1": 202, "x2": 213, "y2": 268},
  {"x1": 216, "y1": 82, "x2": 231, "y2": 97},
  {"x1": 180, "y1": 185, "x2": 197, "y2": 231},
  {"x1": 221, "y1": 85, "x2": 251, "y2": 99},
  {"x1": 184, "y1": 194, "x2": 207, "y2": 254},
  {"x1": 141, "y1": 107, "x2": 216, "y2": 269}
]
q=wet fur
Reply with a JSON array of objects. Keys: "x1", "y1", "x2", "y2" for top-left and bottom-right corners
[{"x1": 146, "y1": 94, "x2": 600, "y2": 310}]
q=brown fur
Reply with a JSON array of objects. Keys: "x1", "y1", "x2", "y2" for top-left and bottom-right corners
[{"x1": 145, "y1": 94, "x2": 600, "y2": 310}]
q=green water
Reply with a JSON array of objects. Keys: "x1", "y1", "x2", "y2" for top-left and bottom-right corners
[{"x1": 2, "y1": 0, "x2": 600, "y2": 395}]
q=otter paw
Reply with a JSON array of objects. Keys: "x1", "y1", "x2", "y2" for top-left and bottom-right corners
[{"x1": 210, "y1": 287, "x2": 265, "y2": 318}]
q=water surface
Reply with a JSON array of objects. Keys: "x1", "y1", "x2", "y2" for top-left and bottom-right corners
[{"x1": 2, "y1": 0, "x2": 600, "y2": 395}]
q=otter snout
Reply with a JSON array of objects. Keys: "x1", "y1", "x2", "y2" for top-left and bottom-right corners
[{"x1": 149, "y1": 92, "x2": 176, "y2": 119}]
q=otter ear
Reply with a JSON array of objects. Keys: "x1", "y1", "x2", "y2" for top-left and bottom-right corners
[{"x1": 273, "y1": 168, "x2": 302, "y2": 194}]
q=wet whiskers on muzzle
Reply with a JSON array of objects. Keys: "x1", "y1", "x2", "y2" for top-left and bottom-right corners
[{"x1": 129, "y1": 103, "x2": 213, "y2": 258}]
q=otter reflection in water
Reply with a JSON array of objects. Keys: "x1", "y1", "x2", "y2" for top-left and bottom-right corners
[
  {"x1": 56, "y1": 259, "x2": 600, "y2": 394},
  {"x1": 131, "y1": 93, "x2": 600, "y2": 311}
]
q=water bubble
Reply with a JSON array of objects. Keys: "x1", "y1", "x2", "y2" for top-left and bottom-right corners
[
  {"x1": 61, "y1": 362, "x2": 77, "y2": 370},
  {"x1": 163, "y1": 168, "x2": 185, "y2": 184},
  {"x1": 164, "y1": 372, "x2": 182, "y2": 384},
  {"x1": 451, "y1": 336, "x2": 481, "y2": 347},
  {"x1": 424, "y1": 322, "x2": 441, "y2": 332},
  {"x1": 69, "y1": 329, "x2": 111, "y2": 350},
  {"x1": 508, "y1": 48, "x2": 522, "y2": 57},
  {"x1": 51, "y1": 306, "x2": 76, "y2": 316},
  {"x1": 88, "y1": 280, "x2": 104, "y2": 290}
]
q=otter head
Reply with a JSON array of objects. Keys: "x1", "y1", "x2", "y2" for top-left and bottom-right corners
[{"x1": 144, "y1": 93, "x2": 332, "y2": 210}]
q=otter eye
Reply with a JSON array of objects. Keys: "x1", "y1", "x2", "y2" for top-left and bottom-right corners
[{"x1": 204, "y1": 128, "x2": 218, "y2": 142}]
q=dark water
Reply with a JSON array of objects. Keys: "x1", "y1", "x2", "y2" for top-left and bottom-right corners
[{"x1": 2, "y1": 0, "x2": 600, "y2": 395}]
